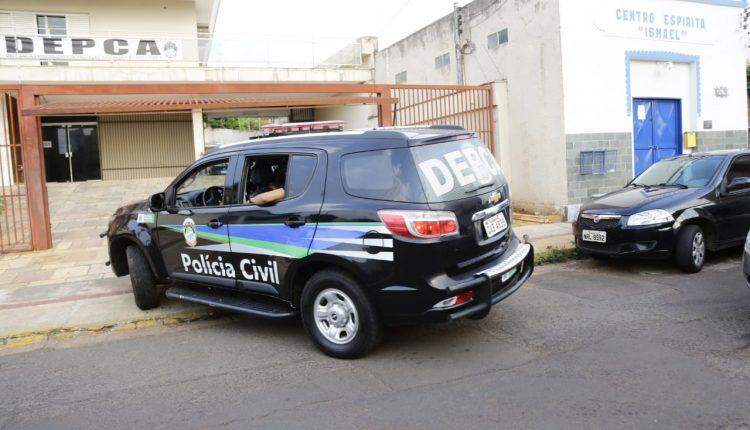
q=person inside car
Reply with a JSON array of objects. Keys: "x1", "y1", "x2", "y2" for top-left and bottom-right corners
[{"x1": 247, "y1": 160, "x2": 285, "y2": 205}]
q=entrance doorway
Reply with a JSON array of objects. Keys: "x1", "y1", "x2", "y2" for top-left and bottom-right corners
[
  {"x1": 42, "y1": 124, "x2": 101, "y2": 182},
  {"x1": 632, "y1": 98, "x2": 682, "y2": 176}
]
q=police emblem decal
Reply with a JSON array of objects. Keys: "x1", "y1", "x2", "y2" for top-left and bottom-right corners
[{"x1": 183, "y1": 218, "x2": 198, "y2": 247}]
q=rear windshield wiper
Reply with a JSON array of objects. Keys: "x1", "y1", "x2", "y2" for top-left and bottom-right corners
[{"x1": 465, "y1": 182, "x2": 495, "y2": 194}]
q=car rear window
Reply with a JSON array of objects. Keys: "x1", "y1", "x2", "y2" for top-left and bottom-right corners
[
  {"x1": 341, "y1": 148, "x2": 427, "y2": 203},
  {"x1": 410, "y1": 137, "x2": 504, "y2": 202}
]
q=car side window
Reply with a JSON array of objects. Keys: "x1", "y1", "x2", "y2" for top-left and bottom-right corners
[
  {"x1": 242, "y1": 155, "x2": 289, "y2": 205},
  {"x1": 725, "y1": 155, "x2": 750, "y2": 192},
  {"x1": 286, "y1": 155, "x2": 317, "y2": 199},
  {"x1": 174, "y1": 158, "x2": 229, "y2": 208},
  {"x1": 240, "y1": 154, "x2": 318, "y2": 205}
]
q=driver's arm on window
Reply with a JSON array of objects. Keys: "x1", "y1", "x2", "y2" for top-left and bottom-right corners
[{"x1": 250, "y1": 188, "x2": 285, "y2": 205}]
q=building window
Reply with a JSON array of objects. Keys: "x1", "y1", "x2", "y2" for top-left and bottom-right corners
[
  {"x1": 37, "y1": 14, "x2": 68, "y2": 66},
  {"x1": 487, "y1": 28, "x2": 509, "y2": 49},
  {"x1": 579, "y1": 150, "x2": 617, "y2": 175},
  {"x1": 395, "y1": 70, "x2": 407, "y2": 84},
  {"x1": 434, "y1": 52, "x2": 450, "y2": 69}
]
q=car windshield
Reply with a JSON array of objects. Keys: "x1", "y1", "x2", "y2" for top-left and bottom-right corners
[{"x1": 631, "y1": 156, "x2": 723, "y2": 189}]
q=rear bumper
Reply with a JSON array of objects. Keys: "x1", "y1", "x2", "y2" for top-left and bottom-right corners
[
  {"x1": 573, "y1": 221, "x2": 676, "y2": 258},
  {"x1": 440, "y1": 243, "x2": 534, "y2": 321},
  {"x1": 380, "y1": 240, "x2": 534, "y2": 324}
]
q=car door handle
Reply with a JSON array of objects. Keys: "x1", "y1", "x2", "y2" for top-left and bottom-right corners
[
  {"x1": 207, "y1": 219, "x2": 223, "y2": 229},
  {"x1": 284, "y1": 217, "x2": 305, "y2": 228}
]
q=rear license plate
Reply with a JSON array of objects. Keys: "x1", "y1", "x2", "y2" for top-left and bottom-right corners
[
  {"x1": 483, "y1": 213, "x2": 508, "y2": 238},
  {"x1": 582, "y1": 229, "x2": 606, "y2": 243}
]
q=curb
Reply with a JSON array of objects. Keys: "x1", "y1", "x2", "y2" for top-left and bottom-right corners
[
  {"x1": 0, "y1": 309, "x2": 216, "y2": 351},
  {"x1": 533, "y1": 243, "x2": 584, "y2": 266}
]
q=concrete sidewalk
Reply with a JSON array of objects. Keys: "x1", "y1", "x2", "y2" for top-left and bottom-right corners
[{"x1": 0, "y1": 221, "x2": 573, "y2": 346}]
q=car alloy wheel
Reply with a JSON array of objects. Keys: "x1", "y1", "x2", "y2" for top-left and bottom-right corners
[
  {"x1": 692, "y1": 231, "x2": 705, "y2": 267},
  {"x1": 313, "y1": 288, "x2": 359, "y2": 345}
]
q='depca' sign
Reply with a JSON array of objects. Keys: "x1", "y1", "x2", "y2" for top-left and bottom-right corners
[{"x1": 1, "y1": 36, "x2": 183, "y2": 61}]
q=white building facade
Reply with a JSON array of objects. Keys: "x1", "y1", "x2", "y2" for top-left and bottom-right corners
[
  {"x1": 375, "y1": 0, "x2": 749, "y2": 216},
  {"x1": 0, "y1": 0, "x2": 376, "y2": 181}
]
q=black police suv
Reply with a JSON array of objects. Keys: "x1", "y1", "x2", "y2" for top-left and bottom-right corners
[
  {"x1": 574, "y1": 150, "x2": 750, "y2": 273},
  {"x1": 106, "y1": 126, "x2": 533, "y2": 358}
]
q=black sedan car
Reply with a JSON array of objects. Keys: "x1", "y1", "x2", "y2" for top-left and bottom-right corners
[{"x1": 574, "y1": 150, "x2": 750, "y2": 273}]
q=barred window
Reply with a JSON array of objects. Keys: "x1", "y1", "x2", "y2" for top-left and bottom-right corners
[
  {"x1": 434, "y1": 52, "x2": 450, "y2": 69},
  {"x1": 487, "y1": 28, "x2": 509, "y2": 49},
  {"x1": 579, "y1": 150, "x2": 617, "y2": 175}
]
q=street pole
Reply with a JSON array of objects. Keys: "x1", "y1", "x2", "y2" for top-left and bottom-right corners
[{"x1": 452, "y1": 2, "x2": 464, "y2": 85}]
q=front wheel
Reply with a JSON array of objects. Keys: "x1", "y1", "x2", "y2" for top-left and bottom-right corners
[
  {"x1": 301, "y1": 270, "x2": 382, "y2": 359},
  {"x1": 675, "y1": 225, "x2": 705, "y2": 273},
  {"x1": 126, "y1": 245, "x2": 161, "y2": 310}
]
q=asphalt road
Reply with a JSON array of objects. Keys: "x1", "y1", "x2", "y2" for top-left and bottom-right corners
[{"x1": 2, "y1": 252, "x2": 750, "y2": 430}]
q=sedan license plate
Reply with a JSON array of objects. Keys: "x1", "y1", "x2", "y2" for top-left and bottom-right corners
[
  {"x1": 582, "y1": 229, "x2": 606, "y2": 243},
  {"x1": 483, "y1": 213, "x2": 508, "y2": 238}
]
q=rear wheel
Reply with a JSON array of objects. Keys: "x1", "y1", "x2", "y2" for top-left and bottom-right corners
[
  {"x1": 126, "y1": 245, "x2": 161, "y2": 310},
  {"x1": 301, "y1": 269, "x2": 381, "y2": 359},
  {"x1": 675, "y1": 225, "x2": 705, "y2": 273}
]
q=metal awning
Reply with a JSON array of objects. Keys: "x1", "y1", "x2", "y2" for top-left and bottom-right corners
[{"x1": 22, "y1": 96, "x2": 396, "y2": 116}]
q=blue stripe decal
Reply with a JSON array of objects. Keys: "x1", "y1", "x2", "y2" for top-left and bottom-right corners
[
  {"x1": 162, "y1": 222, "x2": 391, "y2": 258},
  {"x1": 227, "y1": 224, "x2": 317, "y2": 249}
]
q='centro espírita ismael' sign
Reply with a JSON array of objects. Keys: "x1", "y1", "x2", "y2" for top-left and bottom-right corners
[
  {"x1": 595, "y1": 2, "x2": 714, "y2": 44},
  {"x1": 1, "y1": 36, "x2": 183, "y2": 60}
]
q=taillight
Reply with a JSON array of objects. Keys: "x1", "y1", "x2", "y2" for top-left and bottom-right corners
[{"x1": 377, "y1": 210, "x2": 459, "y2": 240}]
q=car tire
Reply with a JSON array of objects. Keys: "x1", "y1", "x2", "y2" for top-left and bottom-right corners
[
  {"x1": 675, "y1": 225, "x2": 705, "y2": 273},
  {"x1": 126, "y1": 245, "x2": 161, "y2": 310},
  {"x1": 300, "y1": 269, "x2": 382, "y2": 359}
]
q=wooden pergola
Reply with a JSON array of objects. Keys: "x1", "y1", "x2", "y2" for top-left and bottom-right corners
[
  {"x1": 0, "y1": 82, "x2": 494, "y2": 252},
  {"x1": 3, "y1": 82, "x2": 396, "y2": 251}
]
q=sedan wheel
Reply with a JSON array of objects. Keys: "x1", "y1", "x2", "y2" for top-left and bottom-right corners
[
  {"x1": 675, "y1": 225, "x2": 705, "y2": 273},
  {"x1": 692, "y1": 232, "x2": 705, "y2": 268}
]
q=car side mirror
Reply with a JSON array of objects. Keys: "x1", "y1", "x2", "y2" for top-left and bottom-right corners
[
  {"x1": 148, "y1": 192, "x2": 166, "y2": 212},
  {"x1": 727, "y1": 177, "x2": 750, "y2": 192}
]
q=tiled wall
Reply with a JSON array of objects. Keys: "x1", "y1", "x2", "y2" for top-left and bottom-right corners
[
  {"x1": 694, "y1": 130, "x2": 748, "y2": 152},
  {"x1": 565, "y1": 133, "x2": 633, "y2": 205}
]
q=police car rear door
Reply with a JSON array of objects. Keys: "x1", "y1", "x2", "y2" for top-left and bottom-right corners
[
  {"x1": 224, "y1": 148, "x2": 325, "y2": 298},
  {"x1": 156, "y1": 156, "x2": 235, "y2": 288}
]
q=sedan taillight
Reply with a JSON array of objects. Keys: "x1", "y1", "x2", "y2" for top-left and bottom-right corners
[{"x1": 377, "y1": 210, "x2": 459, "y2": 240}]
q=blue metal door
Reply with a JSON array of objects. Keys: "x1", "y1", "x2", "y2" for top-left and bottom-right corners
[{"x1": 632, "y1": 99, "x2": 682, "y2": 176}]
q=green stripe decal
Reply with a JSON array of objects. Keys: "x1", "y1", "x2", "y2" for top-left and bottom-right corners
[
  {"x1": 162, "y1": 224, "x2": 307, "y2": 258},
  {"x1": 228, "y1": 236, "x2": 309, "y2": 259}
]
